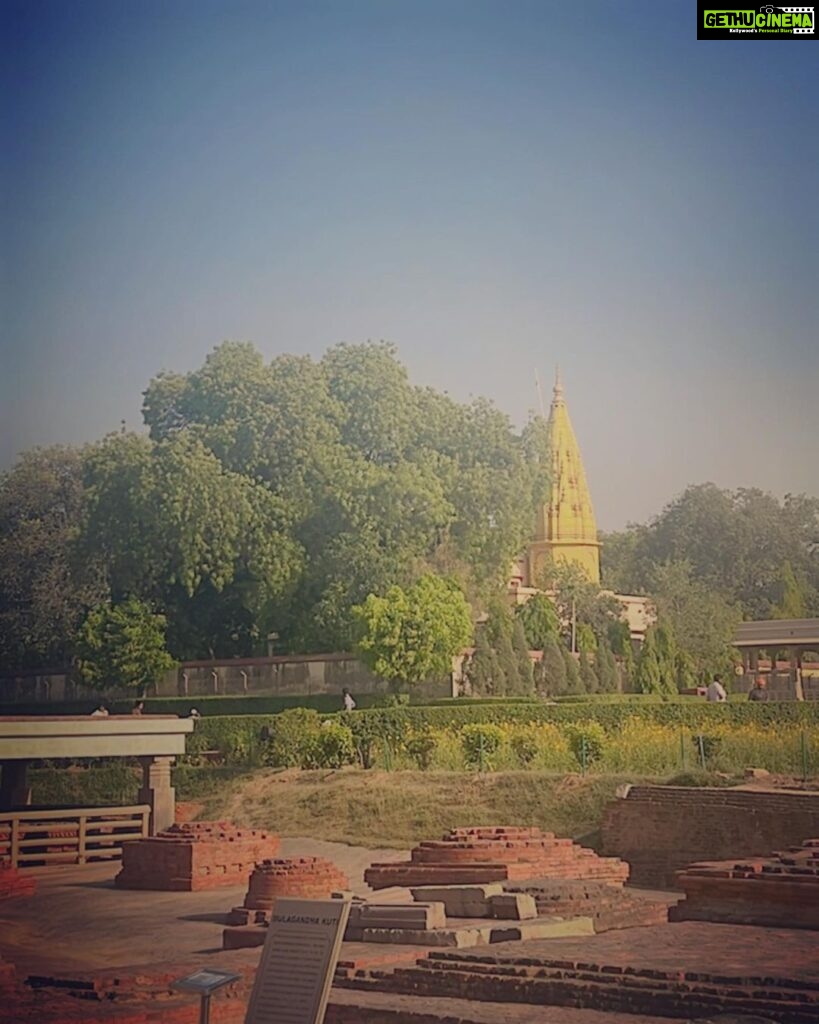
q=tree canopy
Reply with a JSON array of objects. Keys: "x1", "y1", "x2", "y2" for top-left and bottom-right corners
[
  {"x1": 353, "y1": 574, "x2": 472, "y2": 687},
  {"x1": 601, "y1": 483, "x2": 819, "y2": 620}
]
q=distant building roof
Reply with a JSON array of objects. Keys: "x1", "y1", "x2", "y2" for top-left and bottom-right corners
[{"x1": 733, "y1": 619, "x2": 819, "y2": 649}]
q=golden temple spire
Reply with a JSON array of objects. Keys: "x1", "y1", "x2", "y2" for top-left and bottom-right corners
[{"x1": 527, "y1": 368, "x2": 601, "y2": 584}]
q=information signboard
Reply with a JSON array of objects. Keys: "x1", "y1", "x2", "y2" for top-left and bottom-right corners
[{"x1": 244, "y1": 897, "x2": 351, "y2": 1024}]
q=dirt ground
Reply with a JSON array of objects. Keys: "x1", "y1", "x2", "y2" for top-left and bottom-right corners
[{"x1": 0, "y1": 837, "x2": 408, "y2": 976}]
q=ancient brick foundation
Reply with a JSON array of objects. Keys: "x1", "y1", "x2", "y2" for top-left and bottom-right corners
[
  {"x1": 115, "y1": 821, "x2": 279, "y2": 891},
  {"x1": 365, "y1": 827, "x2": 629, "y2": 889},
  {"x1": 670, "y1": 838, "x2": 819, "y2": 928},
  {"x1": 503, "y1": 879, "x2": 671, "y2": 932},
  {"x1": 223, "y1": 856, "x2": 350, "y2": 947},
  {"x1": 0, "y1": 860, "x2": 36, "y2": 900},
  {"x1": 601, "y1": 785, "x2": 819, "y2": 889},
  {"x1": 335, "y1": 923, "x2": 819, "y2": 1023}
]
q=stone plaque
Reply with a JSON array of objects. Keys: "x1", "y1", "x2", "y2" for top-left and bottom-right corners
[{"x1": 244, "y1": 897, "x2": 351, "y2": 1024}]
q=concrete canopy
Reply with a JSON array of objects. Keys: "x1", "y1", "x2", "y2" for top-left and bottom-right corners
[
  {"x1": 0, "y1": 716, "x2": 194, "y2": 760},
  {"x1": 732, "y1": 618, "x2": 819, "y2": 650},
  {"x1": 0, "y1": 716, "x2": 195, "y2": 831}
]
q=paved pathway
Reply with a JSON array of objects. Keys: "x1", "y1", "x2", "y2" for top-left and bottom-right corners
[{"x1": 0, "y1": 837, "x2": 408, "y2": 975}]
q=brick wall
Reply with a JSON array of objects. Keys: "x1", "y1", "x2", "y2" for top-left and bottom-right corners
[{"x1": 601, "y1": 785, "x2": 819, "y2": 889}]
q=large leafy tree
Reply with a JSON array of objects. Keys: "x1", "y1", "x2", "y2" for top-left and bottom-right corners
[
  {"x1": 0, "y1": 447, "x2": 107, "y2": 670},
  {"x1": 80, "y1": 431, "x2": 302, "y2": 658},
  {"x1": 75, "y1": 597, "x2": 175, "y2": 694},
  {"x1": 143, "y1": 340, "x2": 549, "y2": 652},
  {"x1": 354, "y1": 575, "x2": 472, "y2": 687},
  {"x1": 602, "y1": 484, "x2": 819, "y2": 619},
  {"x1": 515, "y1": 593, "x2": 559, "y2": 650},
  {"x1": 649, "y1": 560, "x2": 740, "y2": 683}
]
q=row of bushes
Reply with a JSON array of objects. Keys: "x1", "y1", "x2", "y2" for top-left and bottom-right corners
[
  {"x1": 240, "y1": 711, "x2": 818, "y2": 777},
  {"x1": 181, "y1": 705, "x2": 819, "y2": 776}
]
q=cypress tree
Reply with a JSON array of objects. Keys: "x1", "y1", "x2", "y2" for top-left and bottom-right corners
[
  {"x1": 540, "y1": 639, "x2": 566, "y2": 697},
  {"x1": 596, "y1": 636, "x2": 618, "y2": 693},
  {"x1": 486, "y1": 600, "x2": 519, "y2": 696},
  {"x1": 561, "y1": 644, "x2": 582, "y2": 695},
  {"x1": 579, "y1": 648, "x2": 598, "y2": 694},
  {"x1": 512, "y1": 618, "x2": 535, "y2": 695},
  {"x1": 634, "y1": 626, "x2": 663, "y2": 694},
  {"x1": 467, "y1": 630, "x2": 494, "y2": 696}
]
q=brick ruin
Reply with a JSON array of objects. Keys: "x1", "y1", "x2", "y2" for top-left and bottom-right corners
[
  {"x1": 115, "y1": 821, "x2": 279, "y2": 891},
  {"x1": 602, "y1": 785, "x2": 819, "y2": 888},
  {"x1": 365, "y1": 826, "x2": 629, "y2": 889},
  {"x1": 224, "y1": 828, "x2": 657, "y2": 953},
  {"x1": 4, "y1": 802, "x2": 819, "y2": 1024},
  {"x1": 223, "y1": 856, "x2": 350, "y2": 947},
  {"x1": 335, "y1": 923, "x2": 819, "y2": 1023},
  {"x1": 670, "y1": 837, "x2": 819, "y2": 929}
]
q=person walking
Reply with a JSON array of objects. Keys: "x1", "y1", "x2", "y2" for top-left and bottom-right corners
[
  {"x1": 341, "y1": 688, "x2": 356, "y2": 712},
  {"x1": 748, "y1": 675, "x2": 769, "y2": 701},
  {"x1": 706, "y1": 676, "x2": 727, "y2": 702}
]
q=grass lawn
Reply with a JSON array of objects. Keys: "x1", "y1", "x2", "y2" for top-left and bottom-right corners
[{"x1": 198, "y1": 767, "x2": 660, "y2": 848}]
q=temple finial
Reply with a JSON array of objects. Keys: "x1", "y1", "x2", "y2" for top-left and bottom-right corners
[{"x1": 553, "y1": 365, "x2": 563, "y2": 399}]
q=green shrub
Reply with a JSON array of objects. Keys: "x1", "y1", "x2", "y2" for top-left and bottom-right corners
[
  {"x1": 460, "y1": 723, "x2": 505, "y2": 771},
  {"x1": 564, "y1": 721, "x2": 607, "y2": 769},
  {"x1": 303, "y1": 722, "x2": 357, "y2": 769},
  {"x1": 510, "y1": 725, "x2": 540, "y2": 766},
  {"x1": 405, "y1": 732, "x2": 438, "y2": 770},
  {"x1": 263, "y1": 709, "x2": 321, "y2": 767}
]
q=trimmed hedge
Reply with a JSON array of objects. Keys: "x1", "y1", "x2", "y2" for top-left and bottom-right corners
[{"x1": 183, "y1": 700, "x2": 819, "y2": 766}]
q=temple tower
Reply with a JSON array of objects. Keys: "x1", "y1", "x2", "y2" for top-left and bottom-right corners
[{"x1": 526, "y1": 369, "x2": 601, "y2": 584}]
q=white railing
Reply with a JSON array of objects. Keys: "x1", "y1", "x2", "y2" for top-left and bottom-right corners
[{"x1": 0, "y1": 805, "x2": 149, "y2": 868}]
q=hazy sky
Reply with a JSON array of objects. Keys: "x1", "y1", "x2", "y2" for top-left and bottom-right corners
[{"x1": 3, "y1": 0, "x2": 817, "y2": 530}]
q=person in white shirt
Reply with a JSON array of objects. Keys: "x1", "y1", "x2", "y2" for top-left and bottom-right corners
[
  {"x1": 706, "y1": 676, "x2": 727, "y2": 702},
  {"x1": 342, "y1": 688, "x2": 356, "y2": 712}
]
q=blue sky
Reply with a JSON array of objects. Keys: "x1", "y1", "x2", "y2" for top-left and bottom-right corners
[{"x1": 2, "y1": 0, "x2": 817, "y2": 529}]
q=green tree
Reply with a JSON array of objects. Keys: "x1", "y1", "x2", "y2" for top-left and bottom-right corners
[
  {"x1": 634, "y1": 623, "x2": 677, "y2": 696},
  {"x1": 81, "y1": 431, "x2": 302, "y2": 658},
  {"x1": 0, "y1": 447, "x2": 107, "y2": 670},
  {"x1": 485, "y1": 600, "x2": 520, "y2": 696},
  {"x1": 539, "y1": 639, "x2": 567, "y2": 697},
  {"x1": 603, "y1": 484, "x2": 819, "y2": 620},
  {"x1": 608, "y1": 620, "x2": 634, "y2": 690},
  {"x1": 576, "y1": 622, "x2": 597, "y2": 653},
  {"x1": 354, "y1": 575, "x2": 472, "y2": 688},
  {"x1": 578, "y1": 648, "x2": 598, "y2": 693},
  {"x1": 511, "y1": 618, "x2": 535, "y2": 695},
  {"x1": 516, "y1": 593, "x2": 559, "y2": 650},
  {"x1": 540, "y1": 560, "x2": 622, "y2": 649},
  {"x1": 773, "y1": 561, "x2": 808, "y2": 619},
  {"x1": 75, "y1": 598, "x2": 175, "y2": 694},
  {"x1": 649, "y1": 560, "x2": 740, "y2": 684},
  {"x1": 562, "y1": 645, "x2": 582, "y2": 694},
  {"x1": 596, "y1": 636, "x2": 619, "y2": 693},
  {"x1": 634, "y1": 626, "x2": 663, "y2": 695},
  {"x1": 466, "y1": 629, "x2": 498, "y2": 695}
]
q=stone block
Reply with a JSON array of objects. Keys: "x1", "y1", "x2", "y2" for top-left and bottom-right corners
[{"x1": 488, "y1": 892, "x2": 537, "y2": 920}]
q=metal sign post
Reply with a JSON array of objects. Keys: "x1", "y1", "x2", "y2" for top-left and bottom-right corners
[{"x1": 171, "y1": 967, "x2": 242, "y2": 1024}]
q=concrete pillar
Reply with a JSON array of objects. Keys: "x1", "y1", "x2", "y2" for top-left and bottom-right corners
[
  {"x1": 137, "y1": 755, "x2": 175, "y2": 834},
  {"x1": 793, "y1": 649, "x2": 805, "y2": 702},
  {"x1": 0, "y1": 760, "x2": 32, "y2": 810}
]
